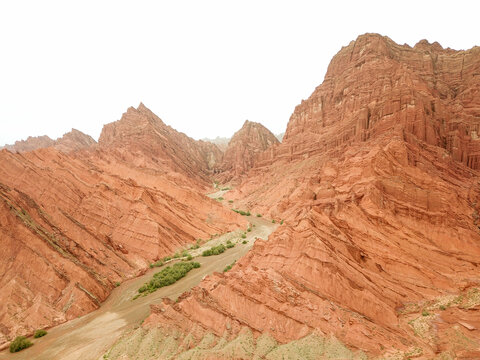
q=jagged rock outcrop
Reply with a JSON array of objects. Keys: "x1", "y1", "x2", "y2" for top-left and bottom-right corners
[
  {"x1": 216, "y1": 120, "x2": 279, "y2": 182},
  {"x1": 99, "y1": 104, "x2": 223, "y2": 182},
  {"x1": 2, "y1": 129, "x2": 96, "y2": 154},
  {"x1": 144, "y1": 34, "x2": 480, "y2": 358},
  {"x1": 54, "y1": 129, "x2": 96, "y2": 152},
  {"x1": 0, "y1": 104, "x2": 246, "y2": 346},
  {"x1": 2, "y1": 135, "x2": 55, "y2": 153}
]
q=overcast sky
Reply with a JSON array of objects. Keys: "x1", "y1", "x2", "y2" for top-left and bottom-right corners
[{"x1": 0, "y1": 1, "x2": 478, "y2": 146}]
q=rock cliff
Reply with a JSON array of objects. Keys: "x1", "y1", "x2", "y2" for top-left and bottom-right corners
[
  {"x1": 143, "y1": 34, "x2": 480, "y2": 358},
  {"x1": 216, "y1": 120, "x2": 279, "y2": 182}
]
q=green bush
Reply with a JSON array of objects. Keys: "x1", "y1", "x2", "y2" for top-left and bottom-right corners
[
  {"x1": 34, "y1": 329, "x2": 47, "y2": 338},
  {"x1": 242, "y1": 240, "x2": 247, "y2": 244},
  {"x1": 272, "y1": 219, "x2": 276, "y2": 223},
  {"x1": 439, "y1": 305, "x2": 446, "y2": 310},
  {"x1": 187, "y1": 254, "x2": 193, "y2": 260},
  {"x1": 256, "y1": 214, "x2": 262, "y2": 217},
  {"x1": 163, "y1": 256, "x2": 172, "y2": 262},
  {"x1": 150, "y1": 260, "x2": 164, "y2": 268},
  {"x1": 247, "y1": 227, "x2": 252, "y2": 232},
  {"x1": 241, "y1": 234, "x2": 247, "y2": 239},
  {"x1": 9, "y1": 336, "x2": 32, "y2": 353},
  {"x1": 226, "y1": 243, "x2": 235, "y2": 249},
  {"x1": 280, "y1": 220, "x2": 284, "y2": 225},
  {"x1": 221, "y1": 187, "x2": 231, "y2": 191},
  {"x1": 223, "y1": 260, "x2": 236, "y2": 272},
  {"x1": 202, "y1": 244, "x2": 226, "y2": 256},
  {"x1": 136, "y1": 262, "x2": 201, "y2": 296},
  {"x1": 232, "y1": 209, "x2": 251, "y2": 216},
  {"x1": 216, "y1": 197, "x2": 224, "y2": 201},
  {"x1": 115, "y1": 281, "x2": 121, "y2": 287},
  {"x1": 149, "y1": 263, "x2": 154, "y2": 268},
  {"x1": 422, "y1": 310, "x2": 430, "y2": 316},
  {"x1": 228, "y1": 200, "x2": 234, "y2": 203}
]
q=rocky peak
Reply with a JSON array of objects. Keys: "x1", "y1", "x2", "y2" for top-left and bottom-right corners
[
  {"x1": 217, "y1": 120, "x2": 279, "y2": 181},
  {"x1": 98, "y1": 103, "x2": 223, "y2": 180},
  {"x1": 2, "y1": 135, "x2": 55, "y2": 153},
  {"x1": 2, "y1": 129, "x2": 96, "y2": 153},
  {"x1": 54, "y1": 129, "x2": 97, "y2": 152}
]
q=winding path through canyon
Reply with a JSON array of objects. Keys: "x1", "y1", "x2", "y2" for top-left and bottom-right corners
[{"x1": 0, "y1": 196, "x2": 277, "y2": 360}]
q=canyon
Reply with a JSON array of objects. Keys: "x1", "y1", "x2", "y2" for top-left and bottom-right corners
[{"x1": 1, "y1": 33, "x2": 480, "y2": 359}]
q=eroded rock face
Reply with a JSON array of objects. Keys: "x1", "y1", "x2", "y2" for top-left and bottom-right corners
[
  {"x1": 145, "y1": 34, "x2": 480, "y2": 357},
  {"x1": 216, "y1": 120, "x2": 279, "y2": 182},
  {"x1": 54, "y1": 129, "x2": 96, "y2": 152},
  {"x1": 0, "y1": 105, "x2": 245, "y2": 345},
  {"x1": 99, "y1": 103, "x2": 223, "y2": 181},
  {"x1": 2, "y1": 135, "x2": 55, "y2": 153},
  {"x1": 2, "y1": 129, "x2": 96, "y2": 153}
]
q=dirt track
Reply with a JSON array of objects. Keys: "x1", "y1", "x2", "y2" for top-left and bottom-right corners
[{"x1": 0, "y1": 214, "x2": 276, "y2": 360}]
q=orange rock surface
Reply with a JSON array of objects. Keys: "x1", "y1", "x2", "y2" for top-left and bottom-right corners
[
  {"x1": 0, "y1": 105, "x2": 245, "y2": 345},
  {"x1": 145, "y1": 34, "x2": 480, "y2": 357},
  {"x1": 216, "y1": 120, "x2": 279, "y2": 182},
  {"x1": 2, "y1": 129, "x2": 96, "y2": 153}
]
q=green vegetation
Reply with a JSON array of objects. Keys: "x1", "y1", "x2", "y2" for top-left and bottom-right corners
[
  {"x1": 190, "y1": 239, "x2": 201, "y2": 250},
  {"x1": 34, "y1": 329, "x2": 47, "y2": 338},
  {"x1": 186, "y1": 254, "x2": 193, "y2": 260},
  {"x1": 226, "y1": 240, "x2": 235, "y2": 249},
  {"x1": 242, "y1": 240, "x2": 248, "y2": 244},
  {"x1": 221, "y1": 187, "x2": 231, "y2": 191},
  {"x1": 163, "y1": 256, "x2": 172, "y2": 262},
  {"x1": 9, "y1": 336, "x2": 33, "y2": 353},
  {"x1": 232, "y1": 209, "x2": 251, "y2": 216},
  {"x1": 241, "y1": 233, "x2": 247, "y2": 239},
  {"x1": 422, "y1": 310, "x2": 430, "y2": 316},
  {"x1": 256, "y1": 214, "x2": 262, "y2": 217},
  {"x1": 223, "y1": 260, "x2": 236, "y2": 272},
  {"x1": 228, "y1": 200, "x2": 234, "y2": 203},
  {"x1": 247, "y1": 227, "x2": 252, "y2": 232},
  {"x1": 272, "y1": 219, "x2": 276, "y2": 223},
  {"x1": 151, "y1": 259, "x2": 164, "y2": 268},
  {"x1": 216, "y1": 197, "x2": 224, "y2": 201},
  {"x1": 280, "y1": 220, "x2": 284, "y2": 225},
  {"x1": 115, "y1": 281, "x2": 121, "y2": 287},
  {"x1": 439, "y1": 305, "x2": 446, "y2": 310},
  {"x1": 137, "y1": 262, "x2": 200, "y2": 295},
  {"x1": 202, "y1": 244, "x2": 226, "y2": 256}
]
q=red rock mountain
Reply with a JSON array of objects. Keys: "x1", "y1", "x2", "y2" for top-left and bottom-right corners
[
  {"x1": 216, "y1": 120, "x2": 279, "y2": 182},
  {"x1": 144, "y1": 34, "x2": 480, "y2": 358},
  {"x1": 99, "y1": 104, "x2": 223, "y2": 183},
  {"x1": 2, "y1": 135, "x2": 55, "y2": 153},
  {"x1": 0, "y1": 105, "x2": 245, "y2": 345},
  {"x1": 2, "y1": 129, "x2": 96, "y2": 153}
]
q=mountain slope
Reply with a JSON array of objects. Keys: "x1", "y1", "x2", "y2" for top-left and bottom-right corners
[
  {"x1": 2, "y1": 129, "x2": 96, "y2": 153},
  {"x1": 0, "y1": 105, "x2": 245, "y2": 346},
  {"x1": 216, "y1": 120, "x2": 279, "y2": 182},
  {"x1": 142, "y1": 34, "x2": 480, "y2": 358}
]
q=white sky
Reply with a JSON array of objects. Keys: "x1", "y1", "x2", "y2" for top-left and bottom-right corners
[{"x1": 0, "y1": 1, "x2": 478, "y2": 146}]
